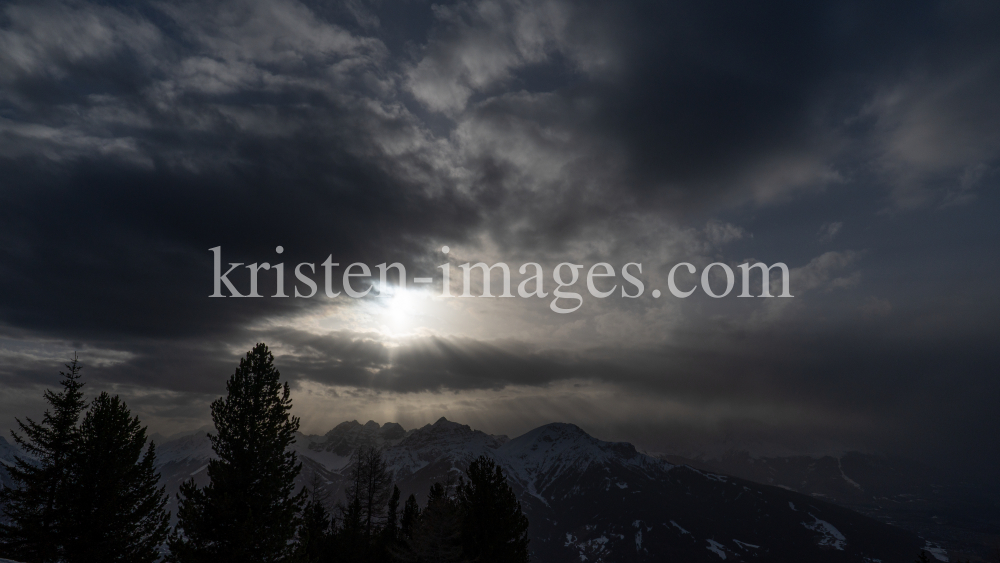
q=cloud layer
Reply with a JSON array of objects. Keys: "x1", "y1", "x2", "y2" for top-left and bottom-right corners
[{"x1": 0, "y1": 0, "x2": 998, "y2": 479}]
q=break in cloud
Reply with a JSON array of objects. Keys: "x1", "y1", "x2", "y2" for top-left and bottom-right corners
[{"x1": 0, "y1": 0, "x2": 997, "y2": 478}]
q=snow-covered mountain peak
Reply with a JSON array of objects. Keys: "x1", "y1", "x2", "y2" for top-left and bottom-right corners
[
  {"x1": 424, "y1": 416, "x2": 468, "y2": 432},
  {"x1": 504, "y1": 424, "x2": 596, "y2": 463},
  {"x1": 324, "y1": 420, "x2": 361, "y2": 437},
  {"x1": 310, "y1": 419, "x2": 408, "y2": 457},
  {"x1": 323, "y1": 419, "x2": 382, "y2": 439},
  {"x1": 498, "y1": 423, "x2": 671, "y2": 496},
  {"x1": 500, "y1": 423, "x2": 640, "y2": 465},
  {"x1": 396, "y1": 418, "x2": 502, "y2": 453},
  {"x1": 383, "y1": 418, "x2": 506, "y2": 479}
]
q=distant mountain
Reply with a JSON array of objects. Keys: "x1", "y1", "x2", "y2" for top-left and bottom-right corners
[
  {"x1": 495, "y1": 423, "x2": 921, "y2": 562},
  {"x1": 312, "y1": 420, "x2": 408, "y2": 456},
  {"x1": 655, "y1": 449, "x2": 1000, "y2": 561}
]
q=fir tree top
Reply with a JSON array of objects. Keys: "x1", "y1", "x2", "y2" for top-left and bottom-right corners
[
  {"x1": 0, "y1": 356, "x2": 86, "y2": 562},
  {"x1": 13, "y1": 356, "x2": 85, "y2": 463},
  {"x1": 209, "y1": 342, "x2": 301, "y2": 470}
]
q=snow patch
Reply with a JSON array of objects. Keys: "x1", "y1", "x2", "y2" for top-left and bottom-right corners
[
  {"x1": 586, "y1": 536, "x2": 609, "y2": 548},
  {"x1": 802, "y1": 514, "x2": 846, "y2": 550},
  {"x1": 706, "y1": 539, "x2": 727, "y2": 559},
  {"x1": 733, "y1": 539, "x2": 759, "y2": 550},
  {"x1": 670, "y1": 520, "x2": 691, "y2": 535},
  {"x1": 564, "y1": 532, "x2": 615, "y2": 561},
  {"x1": 923, "y1": 541, "x2": 949, "y2": 562},
  {"x1": 838, "y1": 457, "x2": 862, "y2": 490},
  {"x1": 685, "y1": 465, "x2": 728, "y2": 482},
  {"x1": 523, "y1": 479, "x2": 551, "y2": 508}
]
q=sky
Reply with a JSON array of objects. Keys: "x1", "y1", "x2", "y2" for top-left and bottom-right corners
[{"x1": 0, "y1": 0, "x2": 998, "y2": 479}]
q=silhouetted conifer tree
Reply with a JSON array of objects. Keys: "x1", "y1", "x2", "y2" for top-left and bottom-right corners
[
  {"x1": 336, "y1": 495, "x2": 366, "y2": 562},
  {"x1": 407, "y1": 482, "x2": 463, "y2": 563},
  {"x1": 367, "y1": 485, "x2": 401, "y2": 563},
  {"x1": 62, "y1": 392, "x2": 169, "y2": 563},
  {"x1": 296, "y1": 487, "x2": 334, "y2": 563},
  {"x1": 401, "y1": 459, "x2": 531, "y2": 563},
  {"x1": 458, "y1": 455, "x2": 529, "y2": 563},
  {"x1": 168, "y1": 343, "x2": 304, "y2": 563},
  {"x1": 382, "y1": 485, "x2": 400, "y2": 545},
  {"x1": 399, "y1": 494, "x2": 420, "y2": 541},
  {"x1": 0, "y1": 357, "x2": 86, "y2": 562}
]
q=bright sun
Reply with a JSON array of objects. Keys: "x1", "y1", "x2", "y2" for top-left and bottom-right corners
[{"x1": 383, "y1": 286, "x2": 418, "y2": 330}]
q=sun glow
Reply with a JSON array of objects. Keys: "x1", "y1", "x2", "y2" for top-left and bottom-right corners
[{"x1": 378, "y1": 286, "x2": 429, "y2": 334}]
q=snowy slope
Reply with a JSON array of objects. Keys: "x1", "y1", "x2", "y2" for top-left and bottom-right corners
[
  {"x1": 657, "y1": 448, "x2": 999, "y2": 560},
  {"x1": 385, "y1": 417, "x2": 507, "y2": 479},
  {"x1": 498, "y1": 423, "x2": 669, "y2": 497},
  {"x1": 490, "y1": 423, "x2": 921, "y2": 563},
  {"x1": 302, "y1": 420, "x2": 409, "y2": 471},
  {"x1": 154, "y1": 430, "x2": 214, "y2": 467}
]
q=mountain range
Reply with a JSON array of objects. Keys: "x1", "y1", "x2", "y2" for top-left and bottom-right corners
[
  {"x1": 154, "y1": 418, "x2": 929, "y2": 562},
  {"x1": 4, "y1": 419, "x2": 987, "y2": 562}
]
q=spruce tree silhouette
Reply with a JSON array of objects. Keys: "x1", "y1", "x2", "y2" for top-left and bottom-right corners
[
  {"x1": 370, "y1": 484, "x2": 401, "y2": 563},
  {"x1": 382, "y1": 485, "x2": 400, "y2": 545},
  {"x1": 458, "y1": 455, "x2": 529, "y2": 563},
  {"x1": 62, "y1": 392, "x2": 169, "y2": 563},
  {"x1": 295, "y1": 487, "x2": 334, "y2": 563},
  {"x1": 336, "y1": 493, "x2": 365, "y2": 562},
  {"x1": 0, "y1": 356, "x2": 86, "y2": 563},
  {"x1": 406, "y1": 482, "x2": 463, "y2": 563},
  {"x1": 399, "y1": 494, "x2": 420, "y2": 542},
  {"x1": 168, "y1": 343, "x2": 304, "y2": 563}
]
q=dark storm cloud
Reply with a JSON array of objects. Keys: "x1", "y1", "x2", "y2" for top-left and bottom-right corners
[
  {"x1": 0, "y1": 0, "x2": 481, "y2": 343},
  {"x1": 399, "y1": 0, "x2": 1000, "y2": 249},
  {"x1": 1, "y1": 0, "x2": 999, "y2": 476},
  {"x1": 2, "y1": 0, "x2": 997, "y2": 339}
]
